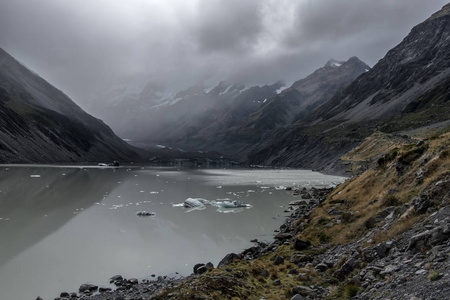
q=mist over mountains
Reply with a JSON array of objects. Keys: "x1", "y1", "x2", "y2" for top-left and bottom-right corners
[{"x1": 1, "y1": 2, "x2": 450, "y2": 173}]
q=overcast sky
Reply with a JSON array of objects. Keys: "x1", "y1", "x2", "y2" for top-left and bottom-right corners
[{"x1": 0, "y1": 0, "x2": 448, "y2": 107}]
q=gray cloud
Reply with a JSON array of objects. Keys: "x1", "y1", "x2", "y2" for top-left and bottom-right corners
[{"x1": 0, "y1": 0, "x2": 448, "y2": 106}]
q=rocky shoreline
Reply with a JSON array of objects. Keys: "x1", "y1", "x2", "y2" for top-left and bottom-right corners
[{"x1": 40, "y1": 186, "x2": 332, "y2": 300}]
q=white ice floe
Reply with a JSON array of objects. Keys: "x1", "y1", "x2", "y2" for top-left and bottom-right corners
[{"x1": 174, "y1": 198, "x2": 252, "y2": 213}]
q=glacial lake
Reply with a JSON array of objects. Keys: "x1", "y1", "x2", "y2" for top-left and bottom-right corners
[{"x1": 0, "y1": 165, "x2": 345, "y2": 299}]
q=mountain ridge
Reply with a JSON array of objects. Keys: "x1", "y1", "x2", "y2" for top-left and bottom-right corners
[{"x1": 247, "y1": 4, "x2": 450, "y2": 173}]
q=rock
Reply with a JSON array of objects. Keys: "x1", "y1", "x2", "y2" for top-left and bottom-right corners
[
  {"x1": 60, "y1": 292, "x2": 70, "y2": 297},
  {"x1": 375, "y1": 242, "x2": 389, "y2": 258},
  {"x1": 291, "y1": 295, "x2": 304, "y2": 300},
  {"x1": 407, "y1": 230, "x2": 432, "y2": 252},
  {"x1": 406, "y1": 226, "x2": 450, "y2": 252},
  {"x1": 395, "y1": 162, "x2": 407, "y2": 176},
  {"x1": 261, "y1": 269, "x2": 270, "y2": 277},
  {"x1": 301, "y1": 193, "x2": 312, "y2": 199},
  {"x1": 290, "y1": 253, "x2": 313, "y2": 264},
  {"x1": 79, "y1": 283, "x2": 98, "y2": 293},
  {"x1": 334, "y1": 257, "x2": 360, "y2": 280},
  {"x1": 379, "y1": 264, "x2": 400, "y2": 276},
  {"x1": 430, "y1": 225, "x2": 450, "y2": 245},
  {"x1": 114, "y1": 297, "x2": 125, "y2": 300},
  {"x1": 293, "y1": 239, "x2": 311, "y2": 251},
  {"x1": 99, "y1": 287, "x2": 112, "y2": 293},
  {"x1": 288, "y1": 269, "x2": 299, "y2": 275},
  {"x1": 110, "y1": 275, "x2": 123, "y2": 283},
  {"x1": 193, "y1": 263, "x2": 205, "y2": 274},
  {"x1": 217, "y1": 253, "x2": 239, "y2": 268},
  {"x1": 328, "y1": 208, "x2": 342, "y2": 215},
  {"x1": 36, "y1": 297, "x2": 43, "y2": 300},
  {"x1": 205, "y1": 262, "x2": 214, "y2": 270},
  {"x1": 275, "y1": 232, "x2": 293, "y2": 240},
  {"x1": 289, "y1": 200, "x2": 309, "y2": 206},
  {"x1": 415, "y1": 269, "x2": 428, "y2": 275},
  {"x1": 297, "y1": 273, "x2": 309, "y2": 281},
  {"x1": 136, "y1": 210, "x2": 155, "y2": 216},
  {"x1": 412, "y1": 195, "x2": 432, "y2": 213},
  {"x1": 273, "y1": 279, "x2": 281, "y2": 286},
  {"x1": 292, "y1": 285, "x2": 316, "y2": 296},
  {"x1": 273, "y1": 255, "x2": 285, "y2": 265},
  {"x1": 315, "y1": 263, "x2": 329, "y2": 272},
  {"x1": 196, "y1": 266, "x2": 207, "y2": 274}
]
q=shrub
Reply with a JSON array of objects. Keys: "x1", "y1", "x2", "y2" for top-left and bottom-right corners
[
  {"x1": 318, "y1": 232, "x2": 331, "y2": 244},
  {"x1": 341, "y1": 212, "x2": 355, "y2": 223},
  {"x1": 382, "y1": 195, "x2": 401, "y2": 207},
  {"x1": 428, "y1": 270, "x2": 442, "y2": 282},
  {"x1": 344, "y1": 284, "x2": 359, "y2": 299}
]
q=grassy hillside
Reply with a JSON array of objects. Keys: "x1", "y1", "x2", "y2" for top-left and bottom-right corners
[{"x1": 150, "y1": 128, "x2": 450, "y2": 299}]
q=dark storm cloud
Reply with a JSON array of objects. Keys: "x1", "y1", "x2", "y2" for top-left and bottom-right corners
[
  {"x1": 190, "y1": 0, "x2": 263, "y2": 54},
  {"x1": 0, "y1": 0, "x2": 448, "y2": 106}
]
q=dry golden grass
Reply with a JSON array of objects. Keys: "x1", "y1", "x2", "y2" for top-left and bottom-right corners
[
  {"x1": 370, "y1": 213, "x2": 424, "y2": 245},
  {"x1": 300, "y1": 131, "x2": 450, "y2": 246}
]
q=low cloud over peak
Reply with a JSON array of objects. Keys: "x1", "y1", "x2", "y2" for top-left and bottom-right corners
[{"x1": 0, "y1": 0, "x2": 447, "y2": 106}]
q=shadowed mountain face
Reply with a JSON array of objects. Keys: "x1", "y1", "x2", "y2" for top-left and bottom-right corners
[
  {"x1": 247, "y1": 4, "x2": 450, "y2": 172},
  {"x1": 0, "y1": 48, "x2": 144, "y2": 163}
]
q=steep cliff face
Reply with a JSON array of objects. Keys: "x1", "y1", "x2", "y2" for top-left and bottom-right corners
[
  {"x1": 248, "y1": 4, "x2": 450, "y2": 172},
  {"x1": 0, "y1": 48, "x2": 144, "y2": 163}
]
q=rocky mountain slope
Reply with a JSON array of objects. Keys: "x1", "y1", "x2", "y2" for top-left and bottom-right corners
[
  {"x1": 190, "y1": 57, "x2": 370, "y2": 159},
  {"x1": 248, "y1": 3, "x2": 450, "y2": 173},
  {"x1": 0, "y1": 48, "x2": 144, "y2": 163}
]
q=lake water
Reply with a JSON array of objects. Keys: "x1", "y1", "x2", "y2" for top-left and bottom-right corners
[{"x1": 0, "y1": 165, "x2": 345, "y2": 299}]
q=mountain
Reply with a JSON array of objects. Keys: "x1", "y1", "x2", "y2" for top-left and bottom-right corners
[
  {"x1": 205, "y1": 57, "x2": 369, "y2": 156},
  {"x1": 171, "y1": 56, "x2": 369, "y2": 160},
  {"x1": 242, "y1": 57, "x2": 370, "y2": 132},
  {"x1": 0, "y1": 48, "x2": 144, "y2": 163},
  {"x1": 247, "y1": 3, "x2": 450, "y2": 172},
  {"x1": 92, "y1": 55, "x2": 368, "y2": 163},
  {"x1": 88, "y1": 79, "x2": 285, "y2": 148}
]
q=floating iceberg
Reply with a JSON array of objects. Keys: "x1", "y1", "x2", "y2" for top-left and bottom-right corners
[
  {"x1": 183, "y1": 198, "x2": 209, "y2": 208},
  {"x1": 174, "y1": 198, "x2": 252, "y2": 213},
  {"x1": 210, "y1": 200, "x2": 252, "y2": 209}
]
